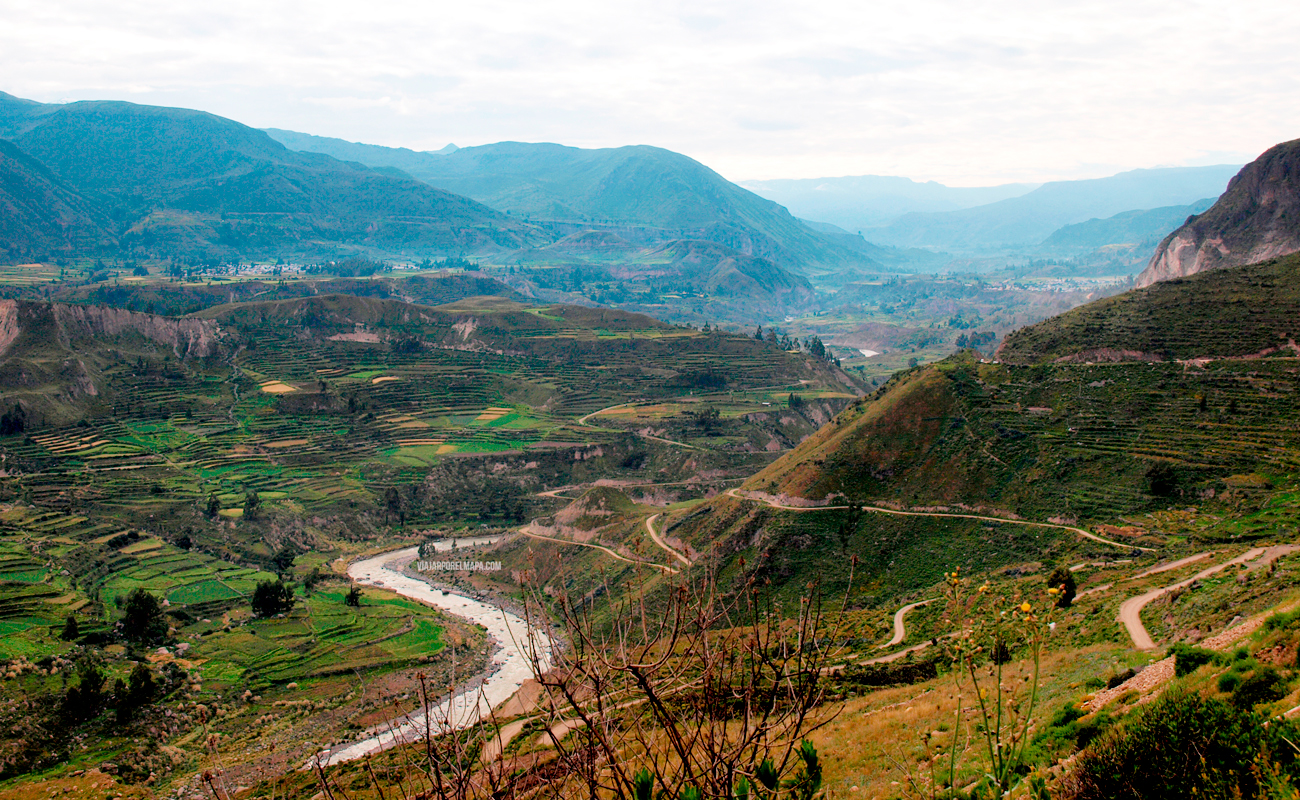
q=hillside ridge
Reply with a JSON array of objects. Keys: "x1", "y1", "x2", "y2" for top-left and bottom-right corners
[{"x1": 1137, "y1": 138, "x2": 1300, "y2": 286}]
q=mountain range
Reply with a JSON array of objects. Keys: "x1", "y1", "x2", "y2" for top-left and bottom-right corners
[
  {"x1": 743, "y1": 165, "x2": 1240, "y2": 254},
  {"x1": 861, "y1": 165, "x2": 1241, "y2": 251},
  {"x1": 738, "y1": 174, "x2": 1041, "y2": 231},
  {"x1": 264, "y1": 129, "x2": 882, "y2": 275},
  {"x1": 0, "y1": 92, "x2": 538, "y2": 262}
]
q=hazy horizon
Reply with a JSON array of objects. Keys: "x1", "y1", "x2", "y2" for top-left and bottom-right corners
[{"x1": 3, "y1": 0, "x2": 1297, "y2": 186}]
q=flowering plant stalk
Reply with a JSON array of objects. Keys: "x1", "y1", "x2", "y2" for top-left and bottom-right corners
[{"x1": 898, "y1": 568, "x2": 1060, "y2": 798}]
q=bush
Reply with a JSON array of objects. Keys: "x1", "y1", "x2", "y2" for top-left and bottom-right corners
[
  {"x1": 1231, "y1": 667, "x2": 1288, "y2": 709},
  {"x1": 1264, "y1": 610, "x2": 1300, "y2": 632},
  {"x1": 1066, "y1": 688, "x2": 1299, "y2": 799},
  {"x1": 1046, "y1": 566, "x2": 1077, "y2": 608},
  {"x1": 1169, "y1": 643, "x2": 1220, "y2": 677},
  {"x1": 1218, "y1": 672, "x2": 1242, "y2": 693}
]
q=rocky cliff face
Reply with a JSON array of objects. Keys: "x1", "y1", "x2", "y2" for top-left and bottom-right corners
[
  {"x1": 1137, "y1": 139, "x2": 1300, "y2": 287},
  {"x1": 0, "y1": 299, "x2": 222, "y2": 360}
]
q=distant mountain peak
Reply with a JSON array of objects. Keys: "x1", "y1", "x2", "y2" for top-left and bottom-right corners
[{"x1": 1137, "y1": 139, "x2": 1300, "y2": 287}]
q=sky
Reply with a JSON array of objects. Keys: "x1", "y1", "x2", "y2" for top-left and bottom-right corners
[{"x1": 2, "y1": 0, "x2": 1298, "y2": 186}]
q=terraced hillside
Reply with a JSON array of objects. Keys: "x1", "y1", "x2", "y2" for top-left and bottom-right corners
[
  {"x1": 0, "y1": 287, "x2": 865, "y2": 783},
  {"x1": 998, "y1": 252, "x2": 1300, "y2": 364},
  {"x1": 640, "y1": 255, "x2": 1300, "y2": 611},
  {"x1": 0, "y1": 291, "x2": 860, "y2": 554}
]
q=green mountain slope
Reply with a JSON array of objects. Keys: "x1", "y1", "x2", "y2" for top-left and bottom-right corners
[
  {"x1": 0, "y1": 138, "x2": 116, "y2": 260},
  {"x1": 265, "y1": 130, "x2": 883, "y2": 274},
  {"x1": 0, "y1": 94, "x2": 541, "y2": 259},
  {"x1": 868, "y1": 165, "x2": 1240, "y2": 250},
  {"x1": 997, "y1": 252, "x2": 1300, "y2": 364},
  {"x1": 651, "y1": 252, "x2": 1300, "y2": 608}
]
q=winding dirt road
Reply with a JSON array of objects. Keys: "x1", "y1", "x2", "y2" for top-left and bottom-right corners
[
  {"x1": 644, "y1": 514, "x2": 691, "y2": 566},
  {"x1": 881, "y1": 598, "x2": 936, "y2": 648},
  {"x1": 724, "y1": 488, "x2": 1151, "y2": 552},
  {"x1": 576, "y1": 402, "x2": 698, "y2": 450},
  {"x1": 520, "y1": 524, "x2": 680, "y2": 575},
  {"x1": 1119, "y1": 545, "x2": 1299, "y2": 650}
]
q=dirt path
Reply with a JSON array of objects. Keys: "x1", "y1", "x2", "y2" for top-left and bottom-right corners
[
  {"x1": 536, "y1": 487, "x2": 578, "y2": 499},
  {"x1": 1118, "y1": 547, "x2": 1269, "y2": 650},
  {"x1": 644, "y1": 514, "x2": 691, "y2": 566},
  {"x1": 880, "y1": 599, "x2": 935, "y2": 648},
  {"x1": 575, "y1": 402, "x2": 698, "y2": 449},
  {"x1": 520, "y1": 524, "x2": 679, "y2": 575},
  {"x1": 480, "y1": 717, "x2": 531, "y2": 763},
  {"x1": 724, "y1": 489, "x2": 1151, "y2": 552},
  {"x1": 1129, "y1": 552, "x2": 1213, "y2": 580}
]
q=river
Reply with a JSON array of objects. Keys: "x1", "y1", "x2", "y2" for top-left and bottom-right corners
[{"x1": 312, "y1": 543, "x2": 552, "y2": 766}]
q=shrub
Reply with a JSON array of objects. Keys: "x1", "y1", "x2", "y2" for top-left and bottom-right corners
[
  {"x1": 1219, "y1": 672, "x2": 1242, "y2": 693},
  {"x1": 1106, "y1": 668, "x2": 1136, "y2": 689},
  {"x1": 1231, "y1": 668, "x2": 1288, "y2": 709},
  {"x1": 1169, "y1": 643, "x2": 1220, "y2": 677},
  {"x1": 1046, "y1": 566, "x2": 1077, "y2": 608},
  {"x1": 1264, "y1": 610, "x2": 1300, "y2": 632},
  {"x1": 1066, "y1": 688, "x2": 1300, "y2": 799}
]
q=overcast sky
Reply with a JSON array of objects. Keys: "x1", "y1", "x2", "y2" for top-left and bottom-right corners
[{"x1": 3, "y1": 0, "x2": 1297, "y2": 185}]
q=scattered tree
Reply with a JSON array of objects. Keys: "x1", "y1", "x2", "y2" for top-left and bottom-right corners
[
  {"x1": 271, "y1": 546, "x2": 297, "y2": 575},
  {"x1": 205, "y1": 492, "x2": 221, "y2": 518},
  {"x1": 121, "y1": 589, "x2": 168, "y2": 645},
  {"x1": 345, "y1": 585, "x2": 363, "y2": 607},
  {"x1": 242, "y1": 490, "x2": 261, "y2": 520},
  {"x1": 62, "y1": 656, "x2": 107, "y2": 722},
  {"x1": 60, "y1": 615, "x2": 80, "y2": 641},
  {"x1": 251, "y1": 579, "x2": 295, "y2": 618},
  {"x1": 686, "y1": 406, "x2": 721, "y2": 433}
]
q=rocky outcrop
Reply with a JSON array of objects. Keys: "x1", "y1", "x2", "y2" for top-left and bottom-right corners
[
  {"x1": 1137, "y1": 138, "x2": 1300, "y2": 287},
  {"x1": 50, "y1": 303, "x2": 221, "y2": 357}
]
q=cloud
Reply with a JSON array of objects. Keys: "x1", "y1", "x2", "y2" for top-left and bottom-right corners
[{"x1": 0, "y1": 0, "x2": 1296, "y2": 184}]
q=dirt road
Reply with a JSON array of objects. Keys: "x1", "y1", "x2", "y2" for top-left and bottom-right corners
[
  {"x1": 725, "y1": 488, "x2": 1151, "y2": 552},
  {"x1": 644, "y1": 514, "x2": 691, "y2": 566},
  {"x1": 881, "y1": 599, "x2": 935, "y2": 648}
]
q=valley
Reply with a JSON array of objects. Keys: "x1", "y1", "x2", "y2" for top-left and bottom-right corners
[{"x1": 0, "y1": 89, "x2": 1299, "y2": 800}]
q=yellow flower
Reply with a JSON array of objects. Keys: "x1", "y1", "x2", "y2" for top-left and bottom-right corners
[
  {"x1": 1020, "y1": 602, "x2": 1032, "y2": 613},
  {"x1": 1048, "y1": 587, "x2": 1059, "y2": 596}
]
